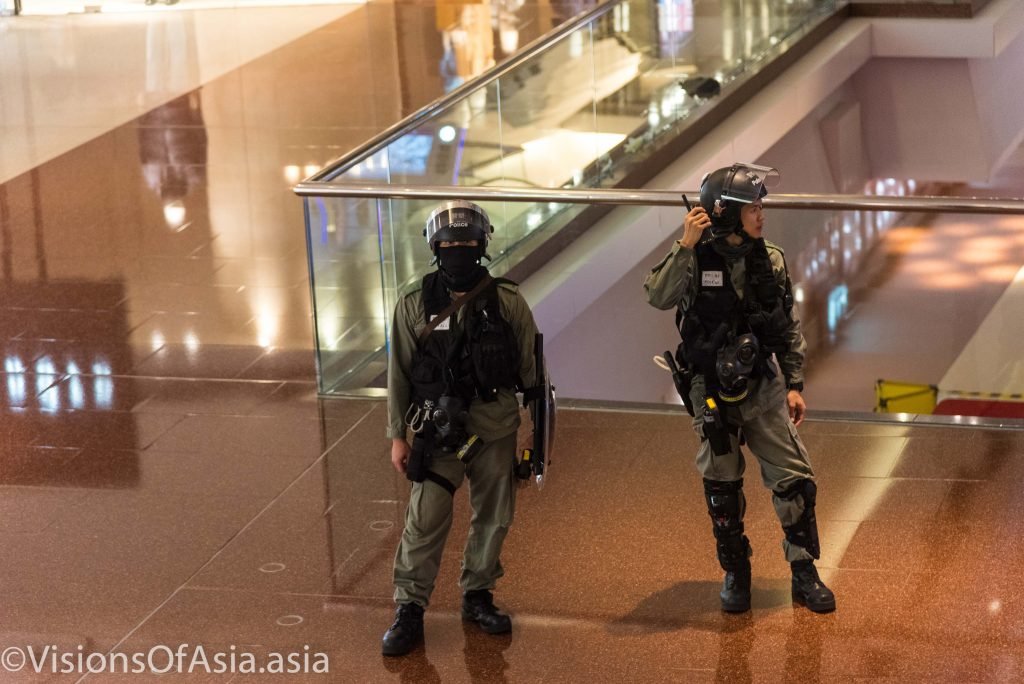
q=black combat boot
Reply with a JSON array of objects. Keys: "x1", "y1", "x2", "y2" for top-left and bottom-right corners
[
  {"x1": 462, "y1": 590, "x2": 512, "y2": 634},
  {"x1": 790, "y1": 560, "x2": 836, "y2": 613},
  {"x1": 381, "y1": 603, "x2": 425, "y2": 656},
  {"x1": 704, "y1": 479, "x2": 752, "y2": 613},
  {"x1": 720, "y1": 551, "x2": 752, "y2": 613}
]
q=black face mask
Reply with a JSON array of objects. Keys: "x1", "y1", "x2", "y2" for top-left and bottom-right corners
[{"x1": 438, "y1": 246, "x2": 486, "y2": 291}]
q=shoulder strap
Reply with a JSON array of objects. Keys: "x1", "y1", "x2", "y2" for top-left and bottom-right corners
[
  {"x1": 421, "y1": 272, "x2": 449, "y2": 318},
  {"x1": 417, "y1": 274, "x2": 494, "y2": 344}
]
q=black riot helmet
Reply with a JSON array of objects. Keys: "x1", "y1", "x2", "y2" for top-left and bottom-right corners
[
  {"x1": 423, "y1": 200, "x2": 493, "y2": 260},
  {"x1": 698, "y1": 163, "x2": 779, "y2": 239}
]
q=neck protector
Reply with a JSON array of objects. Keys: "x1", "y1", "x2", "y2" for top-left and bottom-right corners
[{"x1": 711, "y1": 233, "x2": 755, "y2": 260}]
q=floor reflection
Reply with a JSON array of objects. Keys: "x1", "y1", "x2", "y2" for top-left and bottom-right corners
[
  {"x1": 715, "y1": 612, "x2": 755, "y2": 684},
  {"x1": 462, "y1": 621, "x2": 513, "y2": 684},
  {"x1": 783, "y1": 608, "x2": 827, "y2": 683},
  {"x1": 382, "y1": 647, "x2": 443, "y2": 683},
  {"x1": 137, "y1": 92, "x2": 207, "y2": 236}
]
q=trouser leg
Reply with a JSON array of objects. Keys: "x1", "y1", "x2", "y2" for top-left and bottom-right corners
[
  {"x1": 740, "y1": 398, "x2": 819, "y2": 562},
  {"x1": 393, "y1": 450, "x2": 466, "y2": 607},
  {"x1": 691, "y1": 402, "x2": 753, "y2": 610},
  {"x1": 693, "y1": 406, "x2": 750, "y2": 559},
  {"x1": 692, "y1": 406, "x2": 745, "y2": 482},
  {"x1": 460, "y1": 433, "x2": 517, "y2": 593}
]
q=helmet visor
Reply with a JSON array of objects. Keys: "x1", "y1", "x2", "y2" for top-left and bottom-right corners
[
  {"x1": 424, "y1": 200, "x2": 491, "y2": 248},
  {"x1": 720, "y1": 163, "x2": 780, "y2": 204}
]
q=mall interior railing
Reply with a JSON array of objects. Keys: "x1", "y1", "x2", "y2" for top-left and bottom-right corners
[
  {"x1": 296, "y1": 0, "x2": 848, "y2": 392},
  {"x1": 294, "y1": 181, "x2": 1024, "y2": 425}
]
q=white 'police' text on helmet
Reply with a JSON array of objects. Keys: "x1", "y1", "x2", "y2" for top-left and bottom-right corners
[{"x1": 423, "y1": 200, "x2": 493, "y2": 252}]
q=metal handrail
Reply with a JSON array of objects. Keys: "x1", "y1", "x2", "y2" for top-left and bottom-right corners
[
  {"x1": 305, "y1": 0, "x2": 624, "y2": 184},
  {"x1": 292, "y1": 182, "x2": 1024, "y2": 215}
]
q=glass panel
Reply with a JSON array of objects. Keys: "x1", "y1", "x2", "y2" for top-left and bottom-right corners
[
  {"x1": 309, "y1": 183, "x2": 1024, "y2": 422},
  {"x1": 526, "y1": 195, "x2": 1023, "y2": 423},
  {"x1": 305, "y1": 0, "x2": 851, "y2": 394},
  {"x1": 306, "y1": 195, "x2": 388, "y2": 394},
  {"x1": 534, "y1": 203, "x2": 867, "y2": 406},
  {"x1": 489, "y1": 200, "x2": 588, "y2": 277}
]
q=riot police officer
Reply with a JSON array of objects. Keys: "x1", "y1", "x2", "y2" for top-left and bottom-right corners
[
  {"x1": 382, "y1": 200, "x2": 542, "y2": 656},
  {"x1": 644, "y1": 163, "x2": 835, "y2": 614}
]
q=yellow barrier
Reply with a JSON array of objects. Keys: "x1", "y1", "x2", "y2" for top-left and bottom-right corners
[{"x1": 874, "y1": 379, "x2": 938, "y2": 414}]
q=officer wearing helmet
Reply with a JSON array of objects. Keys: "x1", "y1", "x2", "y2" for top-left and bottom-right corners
[
  {"x1": 644, "y1": 163, "x2": 835, "y2": 614},
  {"x1": 382, "y1": 200, "x2": 542, "y2": 656}
]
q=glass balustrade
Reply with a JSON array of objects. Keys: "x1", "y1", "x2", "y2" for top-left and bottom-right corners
[
  {"x1": 302, "y1": 0, "x2": 846, "y2": 394},
  {"x1": 303, "y1": 186, "x2": 1024, "y2": 426}
]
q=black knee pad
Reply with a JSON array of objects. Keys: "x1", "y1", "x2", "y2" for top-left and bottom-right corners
[
  {"x1": 703, "y1": 478, "x2": 746, "y2": 531},
  {"x1": 776, "y1": 478, "x2": 820, "y2": 559},
  {"x1": 704, "y1": 479, "x2": 750, "y2": 570}
]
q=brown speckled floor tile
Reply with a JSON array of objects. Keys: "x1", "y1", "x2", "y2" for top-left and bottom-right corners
[
  {"x1": 799, "y1": 433, "x2": 907, "y2": 478},
  {"x1": 145, "y1": 414, "x2": 328, "y2": 458},
  {"x1": 131, "y1": 344, "x2": 270, "y2": 379},
  {"x1": 246, "y1": 381, "x2": 322, "y2": 419},
  {"x1": 128, "y1": 378, "x2": 284, "y2": 416},
  {"x1": 891, "y1": 432, "x2": 1024, "y2": 480},
  {"x1": 236, "y1": 348, "x2": 317, "y2": 381},
  {"x1": 4, "y1": 389, "x2": 1022, "y2": 682},
  {"x1": 6, "y1": 408, "x2": 1024, "y2": 680}
]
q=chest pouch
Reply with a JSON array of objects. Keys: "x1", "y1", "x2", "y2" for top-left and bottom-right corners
[
  {"x1": 409, "y1": 351, "x2": 448, "y2": 405},
  {"x1": 742, "y1": 242, "x2": 792, "y2": 353},
  {"x1": 466, "y1": 296, "x2": 520, "y2": 402}
]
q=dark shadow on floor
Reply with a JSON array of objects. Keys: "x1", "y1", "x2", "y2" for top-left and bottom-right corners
[{"x1": 609, "y1": 579, "x2": 793, "y2": 635}]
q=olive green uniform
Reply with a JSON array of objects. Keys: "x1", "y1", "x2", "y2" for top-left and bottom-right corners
[
  {"x1": 644, "y1": 240, "x2": 816, "y2": 562},
  {"x1": 387, "y1": 279, "x2": 539, "y2": 607}
]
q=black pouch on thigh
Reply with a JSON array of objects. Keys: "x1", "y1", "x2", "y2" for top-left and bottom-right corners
[{"x1": 407, "y1": 429, "x2": 434, "y2": 483}]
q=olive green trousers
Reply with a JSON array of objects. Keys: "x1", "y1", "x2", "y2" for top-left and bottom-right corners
[{"x1": 393, "y1": 432, "x2": 517, "y2": 607}]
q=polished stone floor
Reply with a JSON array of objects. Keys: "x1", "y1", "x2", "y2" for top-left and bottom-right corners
[{"x1": 5, "y1": 396, "x2": 1024, "y2": 681}]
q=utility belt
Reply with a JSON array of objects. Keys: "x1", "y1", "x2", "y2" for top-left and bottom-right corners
[
  {"x1": 404, "y1": 395, "x2": 485, "y2": 496},
  {"x1": 677, "y1": 330, "x2": 778, "y2": 404},
  {"x1": 666, "y1": 339, "x2": 774, "y2": 458}
]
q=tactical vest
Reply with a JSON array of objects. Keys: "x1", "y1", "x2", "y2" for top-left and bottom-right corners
[
  {"x1": 409, "y1": 271, "x2": 521, "y2": 406},
  {"x1": 676, "y1": 239, "x2": 794, "y2": 380}
]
